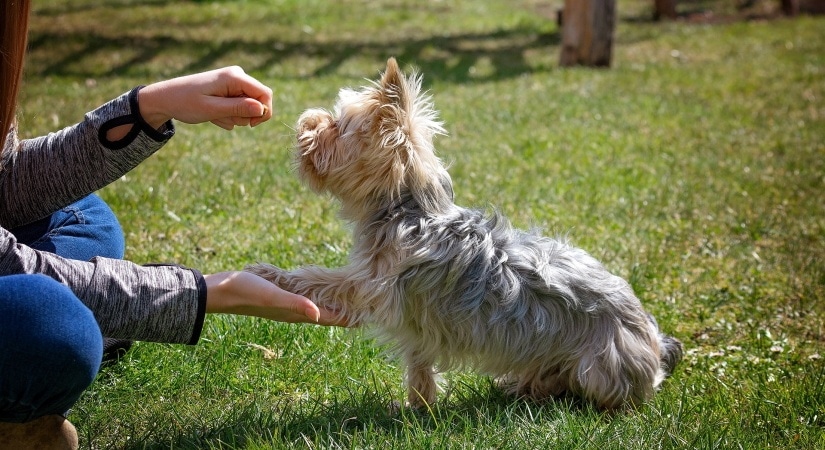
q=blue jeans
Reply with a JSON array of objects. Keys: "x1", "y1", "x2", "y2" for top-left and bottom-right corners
[{"x1": 0, "y1": 194, "x2": 125, "y2": 422}]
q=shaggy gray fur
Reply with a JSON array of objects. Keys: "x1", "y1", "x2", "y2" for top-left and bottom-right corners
[{"x1": 248, "y1": 58, "x2": 683, "y2": 409}]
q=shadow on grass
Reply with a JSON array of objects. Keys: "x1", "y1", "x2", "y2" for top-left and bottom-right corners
[
  {"x1": 120, "y1": 382, "x2": 595, "y2": 449},
  {"x1": 26, "y1": 27, "x2": 559, "y2": 84}
]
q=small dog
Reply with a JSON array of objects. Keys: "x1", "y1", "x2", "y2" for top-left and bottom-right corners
[{"x1": 248, "y1": 58, "x2": 683, "y2": 410}]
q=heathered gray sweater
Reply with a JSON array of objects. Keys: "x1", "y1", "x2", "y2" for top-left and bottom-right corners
[{"x1": 0, "y1": 87, "x2": 205, "y2": 345}]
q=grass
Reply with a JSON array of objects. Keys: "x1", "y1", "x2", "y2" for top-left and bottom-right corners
[{"x1": 19, "y1": 0, "x2": 825, "y2": 448}]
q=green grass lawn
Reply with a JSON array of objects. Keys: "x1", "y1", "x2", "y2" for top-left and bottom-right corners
[{"x1": 19, "y1": 0, "x2": 825, "y2": 448}]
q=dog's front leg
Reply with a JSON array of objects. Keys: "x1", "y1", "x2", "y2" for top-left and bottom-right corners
[
  {"x1": 245, "y1": 263, "x2": 366, "y2": 322},
  {"x1": 245, "y1": 262, "x2": 291, "y2": 288},
  {"x1": 404, "y1": 349, "x2": 439, "y2": 409}
]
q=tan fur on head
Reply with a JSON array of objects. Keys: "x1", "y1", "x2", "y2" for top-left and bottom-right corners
[
  {"x1": 295, "y1": 58, "x2": 449, "y2": 222},
  {"x1": 249, "y1": 58, "x2": 683, "y2": 411}
]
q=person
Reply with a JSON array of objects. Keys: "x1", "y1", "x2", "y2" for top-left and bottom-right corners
[{"x1": 0, "y1": 1, "x2": 346, "y2": 448}]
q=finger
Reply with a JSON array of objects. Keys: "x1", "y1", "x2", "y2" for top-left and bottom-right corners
[
  {"x1": 250, "y1": 104, "x2": 272, "y2": 128},
  {"x1": 287, "y1": 296, "x2": 350, "y2": 326},
  {"x1": 231, "y1": 116, "x2": 252, "y2": 127},
  {"x1": 317, "y1": 308, "x2": 352, "y2": 327},
  {"x1": 204, "y1": 96, "x2": 268, "y2": 122},
  {"x1": 226, "y1": 68, "x2": 273, "y2": 105},
  {"x1": 238, "y1": 97, "x2": 267, "y2": 118},
  {"x1": 303, "y1": 302, "x2": 321, "y2": 323},
  {"x1": 287, "y1": 294, "x2": 316, "y2": 320},
  {"x1": 227, "y1": 71, "x2": 273, "y2": 126},
  {"x1": 269, "y1": 289, "x2": 319, "y2": 322},
  {"x1": 210, "y1": 118, "x2": 235, "y2": 130}
]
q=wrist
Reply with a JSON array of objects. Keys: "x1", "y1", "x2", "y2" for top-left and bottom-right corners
[
  {"x1": 204, "y1": 272, "x2": 242, "y2": 314},
  {"x1": 137, "y1": 83, "x2": 173, "y2": 130}
]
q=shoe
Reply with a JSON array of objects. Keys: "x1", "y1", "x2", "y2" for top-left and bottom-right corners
[{"x1": 0, "y1": 415, "x2": 78, "y2": 449}]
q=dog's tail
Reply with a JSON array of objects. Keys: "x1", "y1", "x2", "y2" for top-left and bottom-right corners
[
  {"x1": 658, "y1": 333, "x2": 684, "y2": 377},
  {"x1": 647, "y1": 313, "x2": 684, "y2": 378}
]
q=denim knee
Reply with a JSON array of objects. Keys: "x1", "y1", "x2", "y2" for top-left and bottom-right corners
[
  {"x1": 9, "y1": 193, "x2": 125, "y2": 261},
  {"x1": 64, "y1": 193, "x2": 126, "y2": 259},
  {"x1": 0, "y1": 274, "x2": 103, "y2": 422}
]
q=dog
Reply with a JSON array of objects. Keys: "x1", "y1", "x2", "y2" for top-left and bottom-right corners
[{"x1": 247, "y1": 58, "x2": 683, "y2": 410}]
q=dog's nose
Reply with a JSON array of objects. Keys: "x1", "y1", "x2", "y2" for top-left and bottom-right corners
[{"x1": 297, "y1": 109, "x2": 333, "y2": 133}]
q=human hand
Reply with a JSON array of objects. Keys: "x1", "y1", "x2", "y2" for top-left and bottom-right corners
[
  {"x1": 137, "y1": 66, "x2": 273, "y2": 130},
  {"x1": 203, "y1": 271, "x2": 348, "y2": 326}
]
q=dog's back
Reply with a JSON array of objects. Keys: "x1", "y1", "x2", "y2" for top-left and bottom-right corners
[{"x1": 368, "y1": 202, "x2": 682, "y2": 408}]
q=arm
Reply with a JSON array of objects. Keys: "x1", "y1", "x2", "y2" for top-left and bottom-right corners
[
  {"x1": 0, "y1": 229, "x2": 344, "y2": 343},
  {"x1": 0, "y1": 88, "x2": 171, "y2": 228},
  {"x1": 0, "y1": 227, "x2": 204, "y2": 343},
  {"x1": 0, "y1": 66, "x2": 273, "y2": 228},
  {"x1": 0, "y1": 67, "x2": 345, "y2": 342}
]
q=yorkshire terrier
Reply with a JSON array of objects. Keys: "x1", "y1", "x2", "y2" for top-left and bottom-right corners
[{"x1": 247, "y1": 58, "x2": 683, "y2": 410}]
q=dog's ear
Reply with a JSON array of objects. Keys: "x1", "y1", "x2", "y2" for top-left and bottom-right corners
[
  {"x1": 375, "y1": 59, "x2": 452, "y2": 212},
  {"x1": 374, "y1": 58, "x2": 411, "y2": 168},
  {"x1": 379, "y1": 58, "x2": 409, "y2": 109},
  {"x1": 383, "y1": 57, "x2": 402, "y2": 86}
]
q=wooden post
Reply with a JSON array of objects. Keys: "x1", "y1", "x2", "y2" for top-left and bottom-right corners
[
  {"x1": 653, "y1": 0, "x2": 678, "y2": 20},
  {"x1": 559, "y1": 0, "x2": 616, "y2": 67}
]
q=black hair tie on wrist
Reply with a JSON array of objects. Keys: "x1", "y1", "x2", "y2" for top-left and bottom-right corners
[{"x1": 99, "y1": 86, "x2": 174, "y2": 150}]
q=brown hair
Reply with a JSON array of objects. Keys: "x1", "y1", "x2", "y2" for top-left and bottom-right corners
[{"x1": 1, "y1": 0, "x2": 31, "y2": 151}]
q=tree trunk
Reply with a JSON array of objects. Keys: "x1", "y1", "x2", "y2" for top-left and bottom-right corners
[
  {"x1": 559, "y1": 0, "x2": 616, "y2": 67},
  {"x1": 781, "y1": 0, "x2": 800, "y2": 15},
  {"x1": 653, "y1": 0, "x2": 678, "y2": 20}
]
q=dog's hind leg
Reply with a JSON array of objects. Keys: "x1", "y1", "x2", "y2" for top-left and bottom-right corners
[
  {"x1": 497, "y1": 369, "x2": 569, "y2": 401},
  {"x1": 574, "y1": 335, "x2": 660, "y2": 409}
]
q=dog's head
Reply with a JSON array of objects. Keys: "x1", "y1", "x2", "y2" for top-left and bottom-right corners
[{"x1": 295, "y1": 58, "x2": 452, "y2": 220}]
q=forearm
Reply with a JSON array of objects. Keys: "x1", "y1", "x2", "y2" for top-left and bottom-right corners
[{"x1": 0, "y1": 228, "x2": 206, "y2": 343}]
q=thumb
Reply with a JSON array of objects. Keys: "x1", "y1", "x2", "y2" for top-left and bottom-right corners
[{"x1": 206, "y1": 96, "x2": 267, "y2": 119}]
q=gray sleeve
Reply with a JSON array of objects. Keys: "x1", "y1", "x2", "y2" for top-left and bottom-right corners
[
  {"x1": 0, "y1": 227, "x2": 206, "y2": 344},
  {"x1": 0, "y1": 87, "x2": 173, "y2": 228},
  {"x1": 0, "y1": 87, "x2": 206, "y2": 344}
]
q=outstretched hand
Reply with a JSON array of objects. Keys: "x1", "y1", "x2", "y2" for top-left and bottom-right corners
[
  {"x1": 203, "y1": 271, "x2": 348, "y2": 327},
  {"x1": 137, "y1": 66, "x2": 274, "y2": 130}
]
